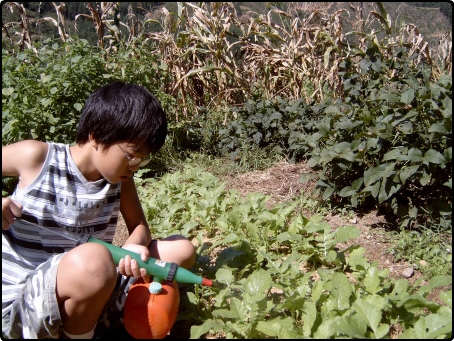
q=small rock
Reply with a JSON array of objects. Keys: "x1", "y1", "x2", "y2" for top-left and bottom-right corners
[
  {"x1": 401, "y1": 268, "x2": 414, "y2": 278},
  {"x1": 419, "y1": 260, "x2": 428, "y2": 267},
  {"x1": 349, "y1": 218, "x2": 357, "y2": 224}
]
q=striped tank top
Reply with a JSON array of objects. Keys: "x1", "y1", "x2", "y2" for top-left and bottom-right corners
[{"x1": 2, "y1": 142, "x2": 121, "y2": 304}]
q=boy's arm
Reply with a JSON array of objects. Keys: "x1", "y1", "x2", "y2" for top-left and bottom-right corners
[
  {"x1": 2, "y1": 140, "x2": 48, "y2": 183},
  {"x1": 119, "y1": 176, "x2": 152, "y2": 248},
  {"x1": 118, "y1": 176, "x2": 154, "y2": 280},
  {"x1": 2, "y1": 140, "x2": 48, "y2": 229}
]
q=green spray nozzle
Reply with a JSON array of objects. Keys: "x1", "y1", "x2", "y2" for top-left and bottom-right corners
[
  {"x1": 15, "y1": 218, "x2": 213, "y2": 287},
  {"x1": 88, "y1": 237, "x2": 212, "y2": 286}
]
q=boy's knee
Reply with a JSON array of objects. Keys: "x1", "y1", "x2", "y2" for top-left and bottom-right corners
[
  {"x1": 152, "y1": 236, "x2": 196, "y2": 269},
  {"x1": 179, "y1": 238, "x2": 197, "y2": 269},
  {"x1": 59, "y1": 243, "x2": 117, "y2": 292}
]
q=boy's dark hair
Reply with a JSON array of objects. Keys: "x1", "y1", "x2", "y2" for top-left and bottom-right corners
[{"x1": 76, "y1": 81, "x2": 167, "y2": 154}]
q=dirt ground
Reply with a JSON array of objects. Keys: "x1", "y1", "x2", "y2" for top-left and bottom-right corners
[{"x1": 112, "y1": 161, "x2": 451, "y2": 324}]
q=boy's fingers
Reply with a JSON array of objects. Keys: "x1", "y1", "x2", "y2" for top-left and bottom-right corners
[
  {"x1": 140, "y1": 268, "x2": 151, "y2": 283},
  {"x1": 11, "y1": 200, "x2": 23, "y2": 217},
  {"x1": 118, "y1": 258, "x2": 125, "y2": 273},
  {"x1": 2, "y1": 198, "x2": 23, "y2": 229},
  {"x1": 140, "y1": 247, "x2": 150, "y2": 262}
]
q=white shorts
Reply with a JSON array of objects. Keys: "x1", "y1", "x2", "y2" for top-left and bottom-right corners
[{"x1": 2, "y1": 253, "x2": 135, "y2": 339}]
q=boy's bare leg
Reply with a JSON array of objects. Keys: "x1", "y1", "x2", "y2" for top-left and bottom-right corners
[
  {"x1": 150, "y1": 235, "x2": 196, "y2": 269},
  {"x1": 56, "y1": 243, "x2": 118, "y2": 335}
]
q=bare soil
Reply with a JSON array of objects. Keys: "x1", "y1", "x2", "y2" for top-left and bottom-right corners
[{"x1": 112, "y1": 161, "x2": 450, "y2": 338}]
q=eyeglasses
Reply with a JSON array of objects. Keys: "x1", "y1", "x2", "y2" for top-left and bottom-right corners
[{"x1": 117, "y1": 144, "x2": 151, "y2": 167}]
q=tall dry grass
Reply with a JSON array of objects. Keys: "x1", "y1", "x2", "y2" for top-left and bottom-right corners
[{"x1": 2, "y1": 2, "x2": 451, "y2": 121}]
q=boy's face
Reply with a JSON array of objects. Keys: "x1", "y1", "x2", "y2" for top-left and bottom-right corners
[{"x1": 95, "y1": 142, "x2": 150, "y2": 184}]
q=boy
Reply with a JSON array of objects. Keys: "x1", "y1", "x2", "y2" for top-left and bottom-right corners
[{"x1": 2, "y1": 81, "x2": 196, "y2": 339}]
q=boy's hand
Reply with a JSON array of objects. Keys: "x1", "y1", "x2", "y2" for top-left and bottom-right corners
[
  {"x1": 118, "y1": 243, "x2": 151, "y2": 283},
  {"x1": 2, "y1": 198, "x2": 23, "y2": 230}
]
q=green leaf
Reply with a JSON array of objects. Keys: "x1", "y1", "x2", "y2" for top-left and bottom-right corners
[
  {"x1": 359, "y1": 58, "x2": 372, "y2": 74},
  {"x1": 324, "y1": 273, "x2": 353, "y2": 311},
  {"x1": 354, "y1": 299, "x2": 389, "y2": 338},
  {"x1": 419, "y1": 171, "x2": 431, "y2": 186},
  {"x1": 371, "y1": 60, "x2": 382, "y2": 72},
  {"x1": 423, "y1": 149, "x2": 445, "y2": 165},
  {"x1": 299, "y1": 173, "x2": 318, "y2": 184},
  {"x1": 346, "y1": 247, "x2": 370, "y2": 271},
  {"x1": 438, "y1": 290, "x2": 452, "y2": 308},
  {"x1": 396, "y1": 121, "x2": 413, "y2": 134},
  {"x1": 313, "y1": 319, "x2": 336, "y2": 338},
  {"x1": 335, "y1": 313, "x2": 367, "y2": 338},
  {"x1": 382, "y1": 148, "x2": 402, "y2": 161},
  {"x1": 302, "y1": 300, "x2": 317, "y2": 337},
  {"x1": 255, "y1": 317, "x2": 296, "y2": 338},
  {"x1": 397, "y1": 294, "x2": 440, "y2": 313},
  {"x1": 41, "y1": 98, "x2": 52, "y2": 107},
  {"x1": 245, "y1": 269, "x2": 272, "y2": 298},
  {"x1": 400, "y1": 89, "x2": 415, "y2": 104},
  {"x1": 361, "y1": 181, "x2": 380, "y2": 198},
  {"x1": 190, "y1": 319, "x2": 224, "y2": 339},
  {"x1": 411, "y1": 312, "x2": 452, "y2": 339},
  {"x1": 2, "y1": 87, "x2": 14, "y2": 96},
  {"x1": 40, "y1": 74, "x2": 52, "y2": 83},
  {"x1": 71, "y1": 55, "x2": 82, "y2": 63},
  {"x1": 338, "y1": 148, "x2": 356, "y2": 162},
  {"x1": 378, "y1": 91, "x2": 399, "y2": 102},
  {"x1": 339, "y1": 186, "x2": 356, "y2": 197},
  {"x1": 324, "y1": 105, "x2": 340, "y2": 114},
  {"x1": 364, "y1": 164, "x2": 387, "y2": 186},
  {"x1": 322, "y1": 185, "x2": 335, "y2": 201},
  {"x1": 398, "y1": 165, "x2": 420, "y2": 185},
  {"x1": 351, "y1": 177, "x2": 363, "y2": 191},
  {"x1": 319, "y1": 149, "x2": 333, "y2": 164},
  {"x1": 364, "y1": 267, "x2": 381, "y2": 294},
  {"x1": 16, "y1": 53, "x2": 27, "y2": 61},
  {"x1": 408, "y1": 148, "x2": 423, "y2": 162},
  {"x1": 428, "y1": 122, "x2": 449, "y2": 134},
  {"x1": 2, "y1": 119, "x2": 18, "y2": 136},
  {"x1": 378, "y1": 173, "x2": 401, "y2": 204},
  {"x1": 230, "y1": 297, "x2": 249, "y2": 320},
  {"x1": 212, "y1": 308, "x2": 239, "y2": 319},
  {"x1": 216, "y1": 268, "x2": 235, "y2": 286},
  {"x1": 334, "y1": 225, "x2": 361, "y2": 243},
  {"x1": 428, "y1": 275, "x2": 452, "y2": 291}
]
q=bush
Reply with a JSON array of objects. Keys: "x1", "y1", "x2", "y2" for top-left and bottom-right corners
[
  {"x1": 2, "y1": 38, "x2": 108, "y2": 145},
  {"x1": 302, "y1": 39, "x2": 452, "y2": 228}
]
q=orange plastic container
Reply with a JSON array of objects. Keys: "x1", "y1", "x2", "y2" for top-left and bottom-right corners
[{"x1": 124, "y1": 279, "x2": 180, "y2": 339}]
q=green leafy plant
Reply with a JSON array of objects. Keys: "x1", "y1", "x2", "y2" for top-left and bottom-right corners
[
  {"x1": 133, "y1": 165, "x2": 451, "y2": 339},
  {"x1": 389, "y1": 224, "x2": 452, "y2": 280},
  {"x1": 217, "y1": 96, "x2": 313, "y2": 163},
  {"x1": 2, "y1": 38, "x2": 107, "y2": 145},
  {"x1": 302, "y1": 39, "x2": 452, "y2": 228}
]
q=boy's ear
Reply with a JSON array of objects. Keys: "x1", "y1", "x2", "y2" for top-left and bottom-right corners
[{"x1": 88, "y1": 133, "x2": 99, "y2": 150}]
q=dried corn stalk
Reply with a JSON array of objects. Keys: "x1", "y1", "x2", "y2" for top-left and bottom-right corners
[
  {"x1": 2, "y1": 2, "x2": 33, "y2": 51},
  {"x1": 36, "y1": 2, "x2": 69, "y2": 42}
]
